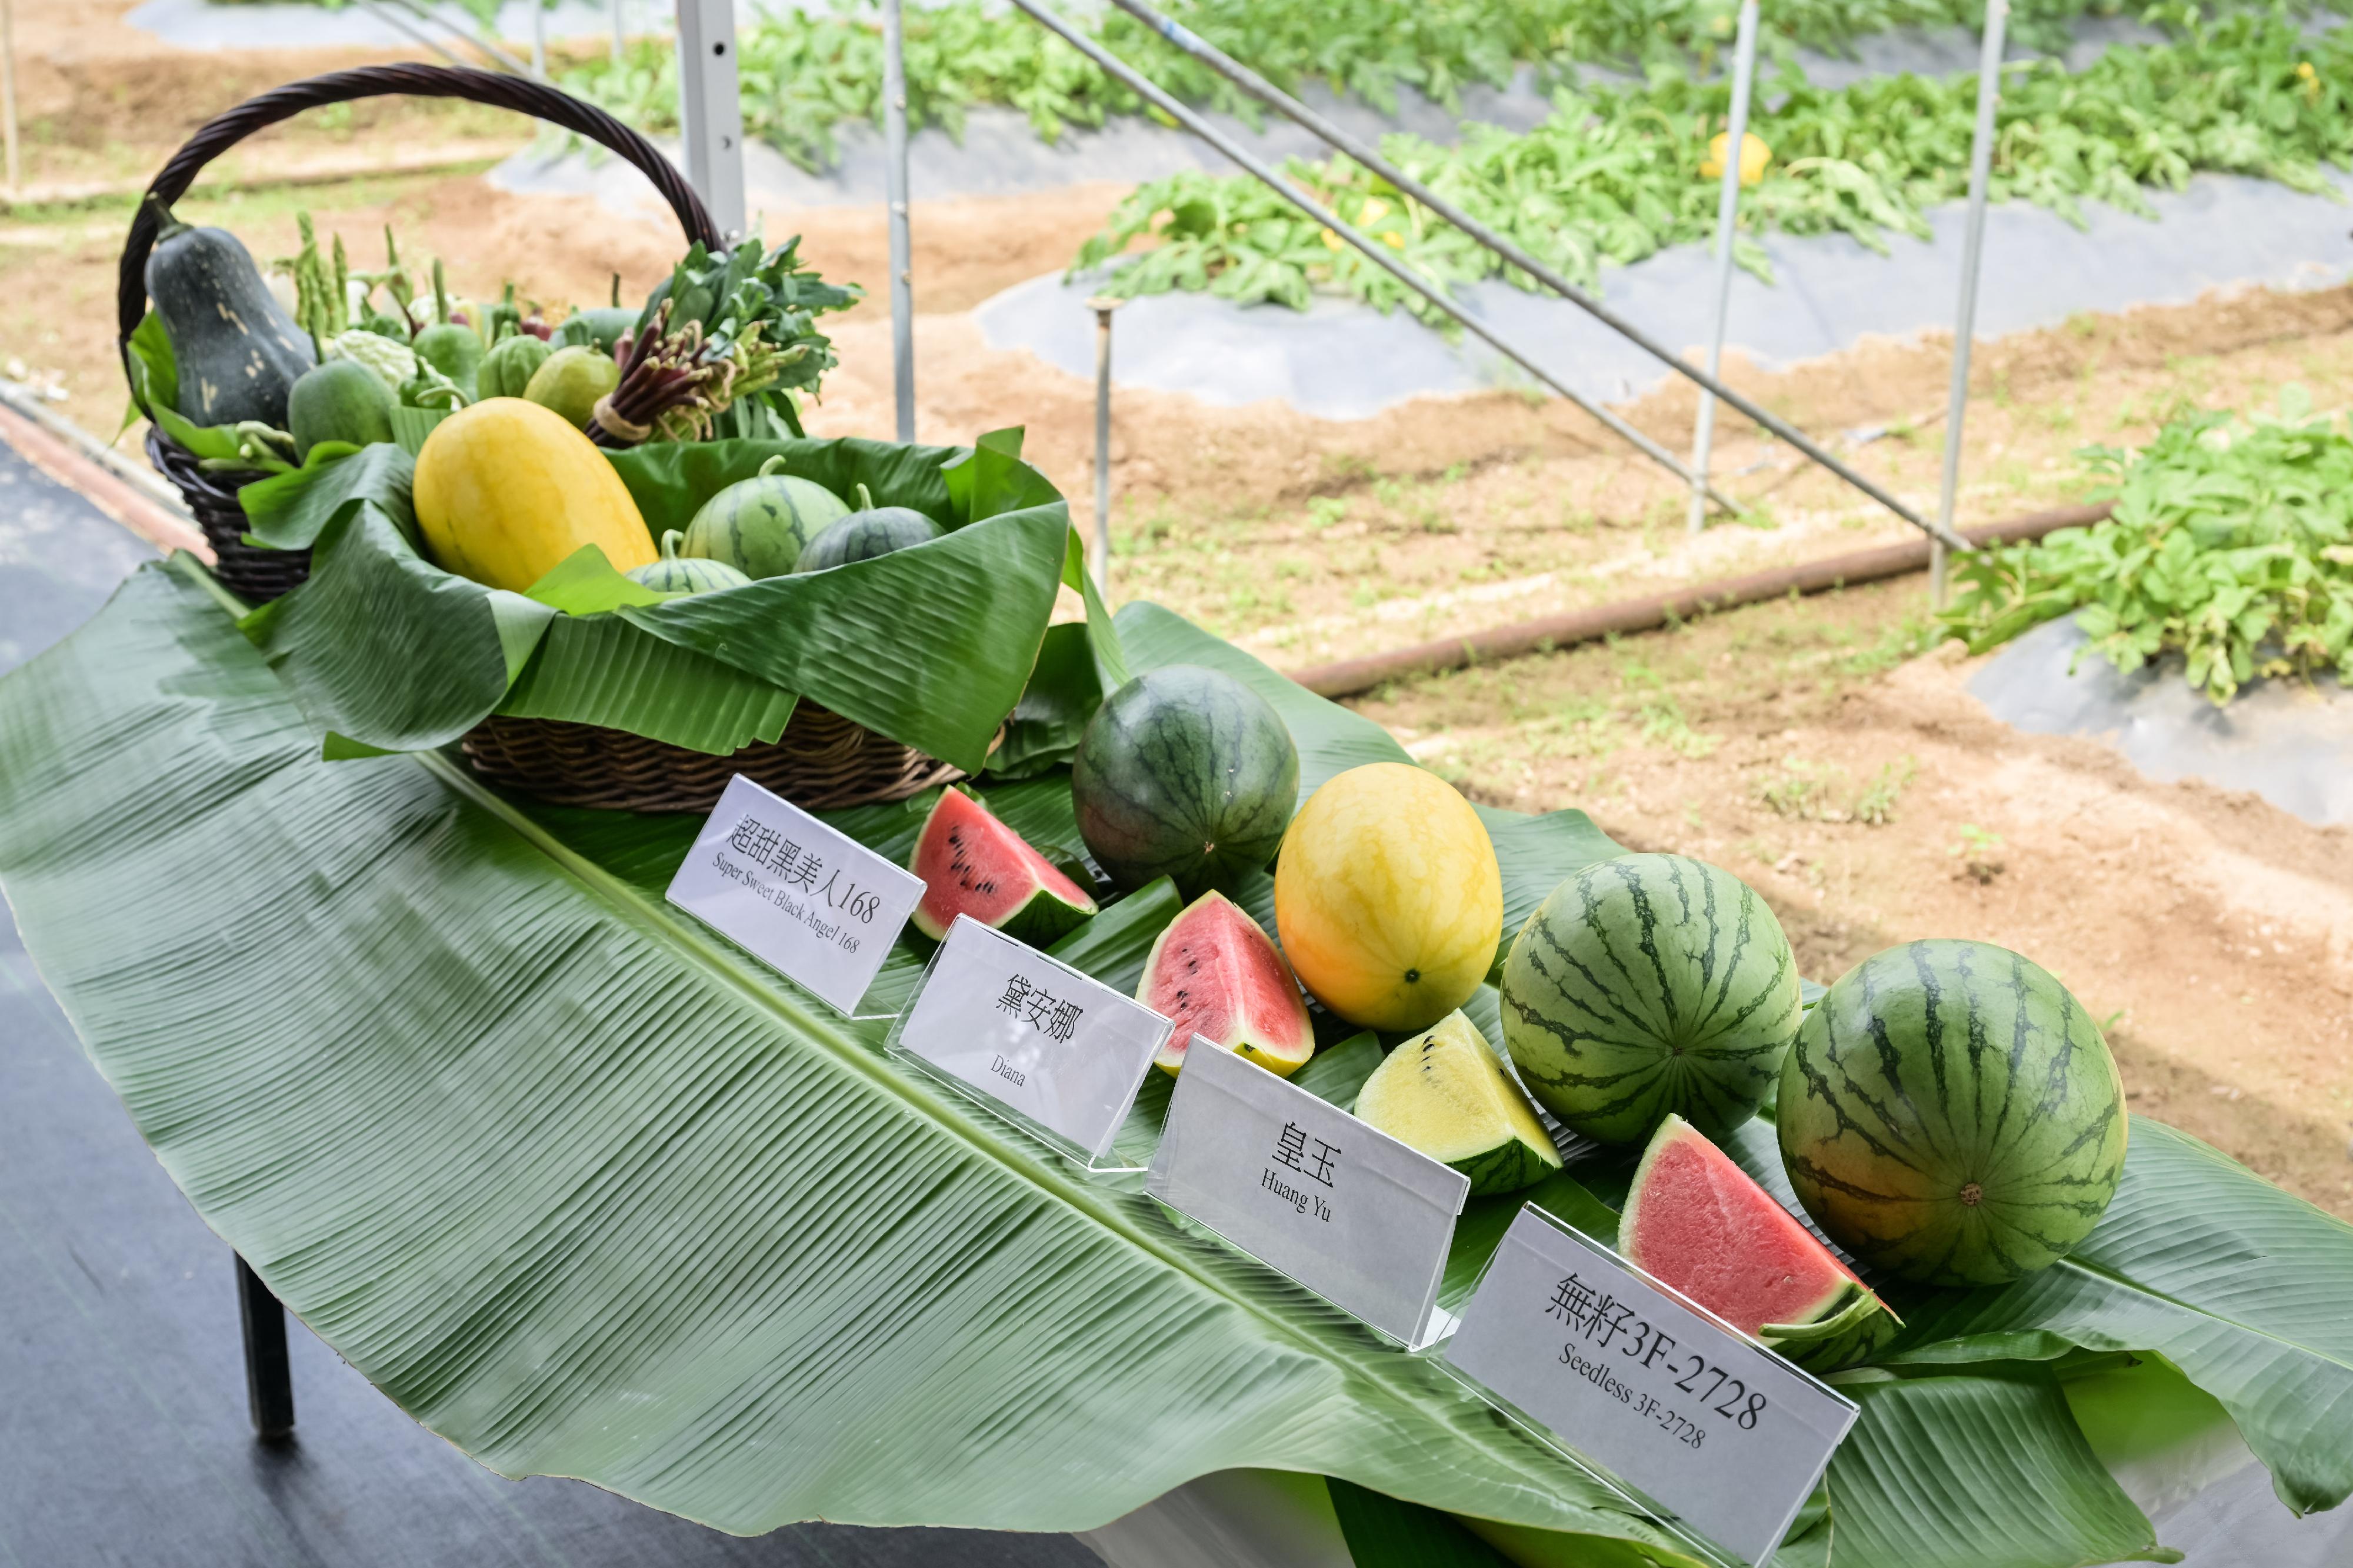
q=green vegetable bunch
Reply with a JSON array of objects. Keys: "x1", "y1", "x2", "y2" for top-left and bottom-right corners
[
  {"x1": 1941, "y1": 395, "x2": 2353, "y2": 703},
  {"x1": 1075, "y1": 7, "x2": 2353, "y2": 319}
]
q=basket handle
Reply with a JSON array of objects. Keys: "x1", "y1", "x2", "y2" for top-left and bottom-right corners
[{"x1": 117, "y1": 63, "x2": 725, "y2": 379}]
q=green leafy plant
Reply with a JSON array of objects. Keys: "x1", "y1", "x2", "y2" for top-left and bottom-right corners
[{"x1": 1941, "y1": 396, "x2": 2353, "y2": 702}]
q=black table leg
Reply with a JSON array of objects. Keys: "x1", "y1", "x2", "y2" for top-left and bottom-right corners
[{"x1": 235, "y1": 1254, "x2": 295, "y2": 1441}]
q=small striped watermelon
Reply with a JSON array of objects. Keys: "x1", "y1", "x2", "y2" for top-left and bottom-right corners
[
  {"x1": 1619, "y1": 1113, "x2": 1895, "y2": 1372},
  {"x1": 908, "y1": 788, "x2": 1097, "y2": 945},
  {"x1": 1501, "y1": 854, "x2": 1799, "y2": 1145},
  {"x1": 681, "y1": 456, "x2": 849, "y2": 579},
  {"x1": 1354, "y1": 1010, "x2": 1561, "y2": 1195},
  {"x1": 1071, "y1": 665, "x2": 1299, "y2": 898},
  {"x1": 628, "y1": 530, "x2": 754, "y2": 595},
  {"x1": 795, "y1": 483, "x2": 946, "y2": 572},
  {"x1": 1777, "y1": 939, "x2": 2127, "y2": 1287}
]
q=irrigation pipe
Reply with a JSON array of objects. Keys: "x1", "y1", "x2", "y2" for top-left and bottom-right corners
[
  {"x1": 1010, "y1": 0, "x2": 1745, "y2": 518},
  {"x1": 1285, "y1": 502, "x2": 2109, "y2": 699},
  {"x1": 1101, "y1": 0, "x2": 1967, "y2": 553}
]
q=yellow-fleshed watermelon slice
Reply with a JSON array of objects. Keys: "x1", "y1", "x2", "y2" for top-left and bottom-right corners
[
  {"x1": 1619, "y1": 1113, "x2": 1898, "y2": 1373},
  {"x1": 1137, "y1": 890, "x2": 1314, "y2": 1078},
  {"x1": 908, "y1": 789, "x2": 1096, "y2": 945}
]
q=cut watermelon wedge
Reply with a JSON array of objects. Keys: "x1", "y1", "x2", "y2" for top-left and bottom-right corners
[
  {"x1": 1137, "y1": 890, "x2": 1314, "y2": 1077},
  {"x1": 1619, "y1": 1113, "x2": 1898, "y2": 1373},
  {"x1": 908, "y1": 789, "x2": 1097, "y2": 945}
]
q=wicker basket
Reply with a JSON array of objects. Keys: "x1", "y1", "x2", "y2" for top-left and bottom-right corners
[
  {"x1": 115, "y1": 63, "x2": 725, "y2": 605},
  {"x1": 120, "y1": 64, "x2": 972, "y2": 814}
]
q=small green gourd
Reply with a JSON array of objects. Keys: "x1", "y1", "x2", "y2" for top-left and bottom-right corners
[
  {"x1": 478, "y1": 333, "x2": 554, "y2": 401},
  {"x1": 286, "y1": 359, "x2": 395, "y2": 460},
  {"x1": 411, "y1": 322, "x2": 483, "y2": 397},
  {"x1": 627, "y1": 530, "x2": 755, "y2": 595}
]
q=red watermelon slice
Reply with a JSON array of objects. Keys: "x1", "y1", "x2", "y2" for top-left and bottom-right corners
[
  {"x1": 1619, "y1": 1113, "x2": 1898, "y2": 1372},
  {"x1": 908, "y1": 789, "x2": 1097, "y2": 945},
  {"x1": 1137, "y1": 890, "x2": 1314, "y2": 1078}
]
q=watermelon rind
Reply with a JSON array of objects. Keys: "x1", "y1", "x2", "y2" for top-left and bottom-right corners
[
  {"x1": 1071, "y1": 665, "x2": 1300, "y2": 898},
  {"x1": 1353, "y1": 1011, "x2": 1562, "y2": 1196},
  {"x1": 1136, "y1": 889, "x2": 1314, "y2": 1077},
  {"x1": 1761, "y1": 1284, "x2": 1899, "y2": 1374},
  {"x1": 1501, "y1": 853, "x2": 1801, "y2": 1145},
  {"x1": 1777, "y1": 938, "x2": 2128, "y2": 1288},
  {"x1": 907, "y1": 789, "x2": 1098, "y2": 946}
]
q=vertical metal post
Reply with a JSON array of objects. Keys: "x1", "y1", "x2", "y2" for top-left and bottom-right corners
[
  {"x1": 1, "y1": 0, "x2": 19, "y2": 198},
  {"x1": 611, "y1": 0, "x2": 626, "y2": 64},
  {"x1": 529, "y1": 0, "x2": 546, "y2": 78},
  {"x1": 1688, "y1": 0, "x2": 1760, "y2": 535},
  {"x1": 1088, "y1": 296, "x2": 1122, "y2": 592},
  {"x1": 1936, "y1": 0, "x2": 2008, "y2": 605},
  {"x1": 235, "y1": 1255, "x2": 295, "y2": 1441},
  {"x1": 882, "y1": 0, "x2": 916, "y2": 441},
  {"x1": 675, "y1": 0, "x2": 748, "y2": 243}
]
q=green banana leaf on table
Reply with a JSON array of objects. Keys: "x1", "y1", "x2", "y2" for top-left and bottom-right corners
[{"x1": 0, "y1": 554, "x2": 2348, "y2": 1568}]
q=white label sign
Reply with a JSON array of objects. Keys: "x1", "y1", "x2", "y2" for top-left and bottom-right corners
[
  {"x1": 664, "y1": 774, "x2": 926, "y2": 1014},
  {"x1": 1442, "y1": 1209, "x2": 1856, "y2": 1568},
  {"x1": 892, "y1": 916, "x2": 1171, "y2": 1161},
  {"x1": 1148, "y1": 1038, "x2": 1470, "y2": 1346}
]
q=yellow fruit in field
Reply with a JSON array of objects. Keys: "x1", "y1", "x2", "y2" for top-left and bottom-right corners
[
  {"x1": 1701, "y1": 131, "x2": 1773, "y2": 186},
  {"x1": 1274, "y1": 763, "x2": 1502, "y2": 1032},
  {"x1": 412, "y1": 397, "x2": 656, "y2": 591}
]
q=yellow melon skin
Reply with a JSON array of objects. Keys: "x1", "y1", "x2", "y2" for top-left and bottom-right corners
[
  {"x1": 1274, "y1": 763, "x2": 1502, "y2": 1033},
  {"x1": 412, "y1": 397, "x2": 656, "y2": 591}
]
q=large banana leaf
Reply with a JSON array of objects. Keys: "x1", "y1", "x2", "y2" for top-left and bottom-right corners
[{"x1": 9, "y1": 563, "x2": 2348, "y2": 1566}]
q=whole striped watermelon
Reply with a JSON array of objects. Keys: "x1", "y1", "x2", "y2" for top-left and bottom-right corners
[
  {"x1": 1777, "y1": 939, "x2": 2127, "y2": 1287},
  {"x1": 680, "y1": 456, "x2": 848, "y2": 579},
  {"x1": 1500, "y1": 854, "x2": 1799, "y2": 1145}
]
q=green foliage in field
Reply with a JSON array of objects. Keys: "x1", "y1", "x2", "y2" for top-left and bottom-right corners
[
  {"x1": 1075, "y1": 8, "x2": 2353, "y2": 315},
  {"x1": 555, "y1": 0, "x2": 2161, "y2": 175},
  {"x1": 1942, "y1": 393, "x2": 2353, "y2": 702}
]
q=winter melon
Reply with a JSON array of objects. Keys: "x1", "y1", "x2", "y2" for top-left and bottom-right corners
[
  {"x1": 1273, "y1": 763, "x2": 1499, "y2": 1033},
  {"x1": 1501, "y1": 853, "x2": 1799, "y2": 1146},
  {"x1": 1777, "y1": 939, "x2": 2127, "y2": 1287},
  {"x1": 412, "y1": 398, "x2": 656, "y2": 590},
  {"x1": 1353, "y1": 1010, "x2": 1559, "y2": 1195}
]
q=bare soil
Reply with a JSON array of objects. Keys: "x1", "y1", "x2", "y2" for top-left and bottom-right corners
[{"x1": 8, "y1": 8, "x2": 2349, "y2": 1215}]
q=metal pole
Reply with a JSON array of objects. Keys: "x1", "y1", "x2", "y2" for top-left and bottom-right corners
[
  {"x1": 882, "y1": 0, "x2": 916, "y2": 441},
  {"x1": 1, "y1": 0, "x2": 19, "y2": 199},
  {"x1": 1089, "y1": 296, "x2": 1121, "y2": 592},
  {"x1": 1936, "y1": 0, "x2": 2008, "y2": 606},
  {"x1": 530, "y1": 0, "x2": 546, "y2": 78},
  {"x1": 675, "y1": 0, "x2": 747, "y2": 242},
  {"x1": 1099, "y1": 0, "x2": 1966, "y2": 551},
  {"x1": 1688, "y1": 0, "x2": 1758, "y2": 535},
  {"x1": 1008, "y1": 0, "x2": 1741, "y2": 514},
  {"x1": 611, "y1": 0, "x2": 626, "y2": 63}
]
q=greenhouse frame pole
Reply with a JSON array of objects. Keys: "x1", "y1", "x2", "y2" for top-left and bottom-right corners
[
  {"x1": 675, "y1": 0, "x2": 747, "y2": 243},
  {"x1": 1099, "y1": 0, "x2": 1968, "y2": 552},
  {"x1": 1935, "y1": 0, "x2": 2009, "y2": 605},
  {"x1": 1687, "y1": 0, "x2": 1760, "y2": 535},
  {"x1": 882, "y1": 0, "x2": 917, "y2": 441},
  {"x1": 611, "y1": 0, "x2": 626, "y2": 63},
  {"x1": 1009, "y1": 0, "x2": 1744, "y2": 515},
  {"x1": 1089, "y1": 296, "x2": 1121, "y2": 592}
]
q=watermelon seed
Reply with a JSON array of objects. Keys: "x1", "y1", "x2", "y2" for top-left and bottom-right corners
[{"x1": 1959, "y1": 1182, "x2": 1984, "y2": 1207}]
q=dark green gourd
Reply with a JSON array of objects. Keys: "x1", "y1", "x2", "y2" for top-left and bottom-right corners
[
  {"x1": 145, "y1": 214, "x2": 314, "y2": 428},
  {"x1": 794, "y1": 483, "x2": 945, "y2": 572}
]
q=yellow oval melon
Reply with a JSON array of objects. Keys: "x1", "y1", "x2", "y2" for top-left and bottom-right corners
[
  {"x1": 412, "y1": 396, "x2": 656, "y2": 590},
  {"x1": 1274, "y1": 763, "x2": 1502, "y2": 1032}
]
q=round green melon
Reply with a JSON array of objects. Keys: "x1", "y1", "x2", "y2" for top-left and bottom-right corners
[
  {"x1": 477, "y1": 332, "x2": 553, "y2": 401},
  {"x1": 681, "y1": 456, "x2": 848, "y2": 579},
  {"x1": 1777, "y1": 939, "x2": 2127, "y2": 1287},
  {"x1": 1501, "y1": 853, "x2": 1799, "y2": 1146},
  {"x1": 628, "y1": 530, "x2": 754, "y2": 595},
  {"x1": 794, "y1": 485, "x2": 945, "y2": 572},
  {"x1": 286, "y1": 358, "x2": 394, "y2": 460},
  {"x1": 1070, "y1": 665, "x2": 1299, "y2": 898}
]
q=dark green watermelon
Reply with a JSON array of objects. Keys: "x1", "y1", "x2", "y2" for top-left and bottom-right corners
[
  {"x1": 681, "y1": 456, "x2": 848, "y2": 578},
  {"x1": 1070, "y1": 665, "x2": 1299, "y2": 898},
  {"x1": 1777, "y1": 939, "x2": 2127, "y2": 1287},
  {"x1": 795, "y1": 484, "x2": 945, "y2": 572},
  {"x1": 629, "y1": 530, "x2": 754, "y2": 595},
  {"x1": 1501, "y1": 853, "x2": 1800, "y2": 1145}
]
